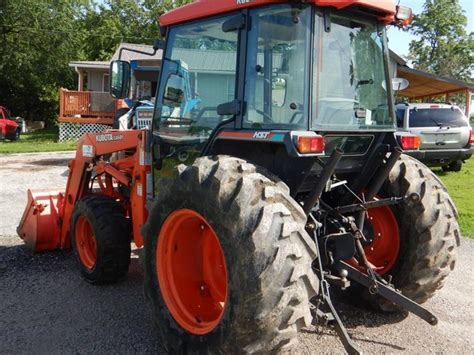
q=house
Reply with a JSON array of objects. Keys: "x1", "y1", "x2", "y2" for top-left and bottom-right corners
[{"x1": 59, "y1": 43, "x2": 163, "y2": 141}]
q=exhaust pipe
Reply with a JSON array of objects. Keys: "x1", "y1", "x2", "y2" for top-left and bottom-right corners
[{"x1": 365, "y1": 147, "x2": 402, "y2": 201}]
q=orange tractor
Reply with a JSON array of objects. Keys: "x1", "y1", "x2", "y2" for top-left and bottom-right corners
[{"x1": 18, "y1": 1, "x2": 460, "y2": 353}]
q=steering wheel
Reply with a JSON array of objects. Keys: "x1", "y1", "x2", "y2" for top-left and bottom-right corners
[{"x1": 255, "y1": 109, "x2": 274, "y2": 123}]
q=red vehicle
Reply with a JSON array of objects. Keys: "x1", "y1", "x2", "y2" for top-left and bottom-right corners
[{"x1": 0, "y1": 106, "x2": 20, "y2": 140}]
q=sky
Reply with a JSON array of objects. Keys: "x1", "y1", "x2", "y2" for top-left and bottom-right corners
[{"x1": 387, "y1": 0, "x2": 474, "y2": 58}]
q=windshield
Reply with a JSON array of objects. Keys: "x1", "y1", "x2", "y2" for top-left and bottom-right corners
[
  {"x1": 408, "y1": 108, "x2": 468, "y2": 128},
  {"x1": 312, "y1": 13, "x2": 393, "y2": 131}
]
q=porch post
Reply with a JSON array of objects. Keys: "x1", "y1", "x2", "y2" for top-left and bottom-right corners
[{"x1": 78, "y1": 69, "x2": 84, "y2": 91}]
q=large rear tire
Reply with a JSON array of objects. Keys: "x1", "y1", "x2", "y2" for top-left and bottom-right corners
[
  {"x1": 361, "y1": 155, "x2": 460, "y2": 310},
  {"x1": 143, "y1": 156, "x2": 319, "y2": 353},
  {"x1": 70, "y1": 195, "x2": 131, "y2": 284}
]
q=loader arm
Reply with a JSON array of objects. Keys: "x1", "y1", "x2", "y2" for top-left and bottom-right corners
[{"x1": 18, "y1": 130, "x2": 151, "y2": 252}]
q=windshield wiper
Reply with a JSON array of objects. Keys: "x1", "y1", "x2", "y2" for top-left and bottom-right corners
[{"x1": 430, "y1": 118, "x2": 450, "y2": 129}]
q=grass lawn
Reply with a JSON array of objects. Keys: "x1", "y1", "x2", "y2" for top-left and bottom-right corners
[
  {"x1": 0, "y1": 127, "x2": 76, "y2": 154},
  {"x1": 434, "y1": 158, "x2": 474, "y2": 238}
]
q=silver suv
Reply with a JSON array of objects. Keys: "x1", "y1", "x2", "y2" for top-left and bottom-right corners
[{"x1": 396, "y1": 103, "x2": 473, "y2": 171}]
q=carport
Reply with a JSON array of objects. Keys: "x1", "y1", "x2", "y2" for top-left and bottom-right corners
[{"x1": 392, "y1": 54, "x2": 474, "y2": 116}]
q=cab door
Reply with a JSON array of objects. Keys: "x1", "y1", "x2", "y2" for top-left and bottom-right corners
[{"x1": 152, "y1": 12, "x2": 240, "y2": 181}]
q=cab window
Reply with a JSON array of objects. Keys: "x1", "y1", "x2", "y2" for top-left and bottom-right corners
[
  {"x1": 154, "y1": 15, "x2": 239, "y2": 173},
  {"x1": 243, "y1": 5, "x2": 311, "y2": 129}
]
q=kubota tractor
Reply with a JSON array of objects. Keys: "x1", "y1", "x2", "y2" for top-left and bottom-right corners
[{"x1": 18, "y1": 1, "x2": 460, "y2": 353}]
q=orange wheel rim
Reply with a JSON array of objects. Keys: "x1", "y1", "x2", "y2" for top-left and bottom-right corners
[
  {"x1": 157, "y1": 209, "x2": 228, "y2": 335},
  {"x1": 348, "y1": 203, "x2": 400, "y2": 275},
  {"x1": 75, "y1": 216, "x2": 97, "y2": 270}
]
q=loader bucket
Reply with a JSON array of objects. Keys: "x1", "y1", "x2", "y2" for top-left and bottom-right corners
[{"x1": 17, "y1": 189, "x2": 63, "y2": 252}]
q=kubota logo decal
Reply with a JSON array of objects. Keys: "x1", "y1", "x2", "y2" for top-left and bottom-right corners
[
  {"x1": 95, "y1": 134, "x2": 124, "y2": 142},
  {"x1": 253, "y1": 131, "x2": 271, "y2": 139}
]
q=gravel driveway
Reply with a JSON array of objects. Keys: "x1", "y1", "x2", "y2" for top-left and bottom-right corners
[{"x1": 1, "y1": 152, "x2": 473, "y2": 354}]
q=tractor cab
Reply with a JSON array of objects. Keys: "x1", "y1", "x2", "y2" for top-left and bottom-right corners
[
  {"x1": 143, "y1": 1, "x2": 410, "y2": 186},
  {"x1": 108, "y1": 1, "x2": 415, "y2": 186}
]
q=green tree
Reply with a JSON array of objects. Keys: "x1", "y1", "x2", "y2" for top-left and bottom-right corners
[
  {"x1": 0, "y1": 0, "x2": 88, "y2": 122},
  {"x1": 0, "y1": 0, "x2": 193, "y2": 122},
  {"x1": 407, "y1": 0, "x2": 473, "y2": 81},
  {"x1": 81, "y1": 0, "x2": 193, "y2": 61}
]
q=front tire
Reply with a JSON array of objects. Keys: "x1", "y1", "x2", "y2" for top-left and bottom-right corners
[
  {"x1": 70, "y1": 195, "x2": 131, "y2": 284},
  {"x1": 143, "y1": 156, "x2": 319, "y2": 353}
]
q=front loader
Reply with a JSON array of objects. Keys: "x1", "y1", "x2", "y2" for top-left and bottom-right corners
[{"x1": 18, "y1": 1, "x2": 460, "y2": 353}]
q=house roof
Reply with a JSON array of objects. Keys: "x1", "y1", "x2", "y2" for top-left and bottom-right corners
[
  {"x1": 69, "y1": 61, "x2": 109, "y2": 70},
  {"x1": 111, "y1": 43, "x2": 163, "y2": 61},
  {"x1": 69, "y1": 43, "x2": 162, "y2": 70},
  {"x1": 174, "y1": 49, "x2": 236, "y2": 74},
  {"x1": 389, "y1": 50, "x2": 407, "y2": 67},
  {"x1": 397, "y1": 66, "x2": 474, "y2": 99}
]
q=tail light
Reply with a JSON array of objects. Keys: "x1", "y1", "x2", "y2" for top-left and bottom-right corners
[
  {"x1": 469, "y1": 129, "x2": 474, "y2": 144},
  {"x1": 400, "y1": 135, "x2": 421, "y2": 150},
  {"x1": 296, "y1": 135, "x2": 325, "y2": 154}
]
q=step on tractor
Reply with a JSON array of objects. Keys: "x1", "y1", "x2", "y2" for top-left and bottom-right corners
[{"x1": 18, "y1": 1, "x2": 461, "y2": 353}]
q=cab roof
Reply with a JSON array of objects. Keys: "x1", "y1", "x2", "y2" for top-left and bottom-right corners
[{"x1": 160, "y1": 0, "x2": 396, "y2": 27}]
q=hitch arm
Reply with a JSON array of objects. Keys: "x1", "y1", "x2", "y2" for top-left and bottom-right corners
[
  {"x1": 335, "y1": 261, "x2": 438, "y2": 326},
  {"x1": 334, "y1": 193, "x2": 420, "y2": 215}
]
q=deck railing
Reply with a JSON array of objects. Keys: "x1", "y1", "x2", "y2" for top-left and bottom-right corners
[{"x1": 59, "y1": 88, "x2": 115, "y2": 125}]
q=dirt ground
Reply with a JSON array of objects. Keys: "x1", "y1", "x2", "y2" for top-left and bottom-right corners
[{"x1": 0, "y1": 152, "x2": 473, "y2": 354}]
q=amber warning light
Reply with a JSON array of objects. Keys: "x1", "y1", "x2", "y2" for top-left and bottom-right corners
[
  {"x1": 296, "y1": 135, "x2": 325, "y2": 154},
  {"x1": 395, "y1": 5, "x2": 414, "y2": 26}
]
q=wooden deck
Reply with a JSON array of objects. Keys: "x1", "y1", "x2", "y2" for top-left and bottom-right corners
[{"x1": 59, "y1": 88, "x2": 115, "y2": 125}]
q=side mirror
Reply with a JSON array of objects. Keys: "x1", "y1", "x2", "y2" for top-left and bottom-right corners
[
  {"x1": 110, "y1": 60, "x2": 131, "y2": 99},
  {"x1": 153, "y1": 40, "x2": 165, "y2": 51}
]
